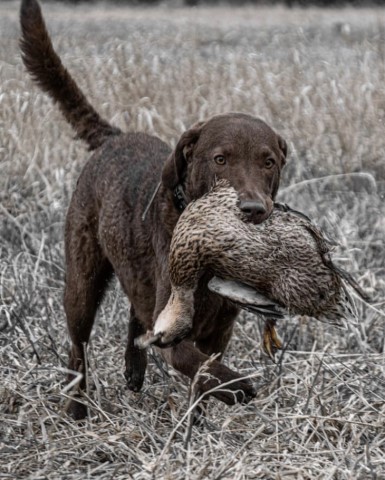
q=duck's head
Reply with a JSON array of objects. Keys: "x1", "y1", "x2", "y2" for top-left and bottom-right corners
[{"x1": 151, "y1": 287, "x2": 195, "y2": 348}]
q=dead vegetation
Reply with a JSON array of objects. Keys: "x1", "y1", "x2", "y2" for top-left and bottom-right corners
[{"x1": 1, "y1": 1, "x2": 385, "y2": 478}]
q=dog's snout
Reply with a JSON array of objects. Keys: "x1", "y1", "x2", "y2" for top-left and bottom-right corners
[
  {"x1": 239, "y1": 200, "x2": 266, "y2": 216},
  {"x1": 239, "y1": 200, "x2": 270, "y2": 224}
]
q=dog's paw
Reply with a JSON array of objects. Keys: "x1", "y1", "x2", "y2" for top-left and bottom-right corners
[
  {"x1": 212, "y1": 378, "x2": 256, "y2": 405},
  {"x1": 124, "y1": 349, "x2": 147, "y2": 392},
  {"x1": 65, "y1": 395, "x2": 88, "y2": 421},
  {"x1": 124, "y1": 366, "x2": 146, "y2": 392},
  {"x1": 198, "y1": 366, "x2": 256, "y2": 406}
]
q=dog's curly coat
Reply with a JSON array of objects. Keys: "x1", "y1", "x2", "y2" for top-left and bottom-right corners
[{"x1": 20, "y1": 0, "x2": 288, "y2": 418}]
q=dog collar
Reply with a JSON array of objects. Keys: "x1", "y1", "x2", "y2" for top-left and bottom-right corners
[
  {"x1": 173, "y1": 184, "x2": 188, "y2": 212},
  {"x1": 142, "y1": 182, "x2": 188, "y2": 221}
]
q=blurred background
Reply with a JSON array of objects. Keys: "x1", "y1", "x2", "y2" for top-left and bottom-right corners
[
  {"x1": 20, "y1": 0, "x2": 385, "y2": 4},
  {"x1": 1, "y1": 0, "x2": 385, "y2": 478}
]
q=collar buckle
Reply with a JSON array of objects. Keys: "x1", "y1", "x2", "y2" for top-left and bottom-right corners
[{"x1": 173, "y1": 184, "x2": 188, "y2": 212}]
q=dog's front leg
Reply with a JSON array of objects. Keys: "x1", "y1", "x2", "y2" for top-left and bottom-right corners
[
  {"x1": 124, "y1": 305, "x2": 148, "y2": 392},
  {"x1": 161, "y1": 341, "x2": 256, "y2": 405}
]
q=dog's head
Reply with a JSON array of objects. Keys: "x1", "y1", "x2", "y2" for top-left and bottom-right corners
[{"x1": 162, "y1": 113, "x2": 287, "y2": 224}]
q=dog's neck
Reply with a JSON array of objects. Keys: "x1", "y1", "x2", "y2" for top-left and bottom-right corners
[{"x1": 142, "y1": 182, "x2": 188, "y2": 222}]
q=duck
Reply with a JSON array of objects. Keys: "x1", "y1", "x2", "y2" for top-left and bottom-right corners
[{"x1": 137, "y1": 180, "x2": 369, "y2": 358}]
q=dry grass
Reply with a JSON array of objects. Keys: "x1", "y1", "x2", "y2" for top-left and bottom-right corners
[{"x1": 1, "y1": 1, "x2": 385, "y2": 478}]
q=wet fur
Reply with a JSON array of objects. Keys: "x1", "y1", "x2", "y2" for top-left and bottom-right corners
[{"x1": 20, "y1": 0, "x2": 287, "y2": 419}]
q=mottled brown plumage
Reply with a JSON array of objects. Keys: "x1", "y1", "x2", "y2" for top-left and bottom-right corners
[{"x1": 150, "y1": 180, "x2": 367, "y2": 349}]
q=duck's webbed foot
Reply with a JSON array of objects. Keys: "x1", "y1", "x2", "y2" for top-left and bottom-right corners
[{"x1": 262, "y1": 318, "x2": 283, "y2": 360}]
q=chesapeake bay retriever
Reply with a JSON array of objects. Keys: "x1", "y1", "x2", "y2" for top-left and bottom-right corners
[{"x1": 20, "y1": 0, "x2": 288, "y2": 419}]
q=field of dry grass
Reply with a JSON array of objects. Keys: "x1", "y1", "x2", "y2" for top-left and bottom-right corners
[{"x1": 1, "y1": 1, "x2": 385, "y2": 478}]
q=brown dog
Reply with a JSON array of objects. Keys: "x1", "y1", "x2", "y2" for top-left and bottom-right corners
[{"x1": 20, "y1": 0, "x2": 288, "y2": 419}]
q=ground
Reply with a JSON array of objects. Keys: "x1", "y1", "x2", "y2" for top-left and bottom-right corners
[{"x1": 1, "y1": 1, "x2": 385, "y2": 478}]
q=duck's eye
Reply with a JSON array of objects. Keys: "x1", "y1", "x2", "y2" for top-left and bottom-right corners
[
  {"x1": 214, "y1": 155, "x2": 226, "y2": 165},
  {"x1": 265, "y1": 157, "x2": 275, "y2": 169}
]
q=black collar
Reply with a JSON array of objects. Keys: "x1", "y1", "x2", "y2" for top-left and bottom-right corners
[{"x1": 173, "y1": 184, "x2": 188, "y2": 213}]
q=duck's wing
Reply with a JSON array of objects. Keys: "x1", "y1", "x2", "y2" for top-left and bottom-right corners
[{"x1": 208, "y1": 277, "x2": 286, "y2": 318}]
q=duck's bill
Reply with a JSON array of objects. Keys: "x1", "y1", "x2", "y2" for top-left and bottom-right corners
[
  {"x1": 135, "y1": 332, "x2": 162, "y2": 349},
  {"x1": 208, "y1": 276, "x2": 286, "y2": 319}
]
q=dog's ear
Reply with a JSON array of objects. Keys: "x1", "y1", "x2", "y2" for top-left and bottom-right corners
[
  {"x1": 278, "y1": 135, "x2": 288, "y2": 165},
  {"x1": 271, "y1": 135, "x2": 288, "y2": 200},
  {"x1": 162, "y1": 122, "x2": 205, "y2": 189}
]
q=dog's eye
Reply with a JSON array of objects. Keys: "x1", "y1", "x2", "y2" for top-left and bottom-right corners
[
  {"x1": 264, "y1": 157, "x2": 275, "y2": 169},
  {"x1": 214, "y1": 155, "x2": 226, "y2": 165}
]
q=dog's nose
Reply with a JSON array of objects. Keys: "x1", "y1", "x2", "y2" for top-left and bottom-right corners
[
  {"x1": 239, "y1": 200, "x2": 268, "y2": 224},
  {"x1": 239, "y1": 200, "x2": 266, "y2": 216}
]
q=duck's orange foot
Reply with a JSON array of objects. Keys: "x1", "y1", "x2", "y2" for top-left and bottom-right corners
[{"x1": 262, "y1": 319, "x2": 283, "y2": 360}]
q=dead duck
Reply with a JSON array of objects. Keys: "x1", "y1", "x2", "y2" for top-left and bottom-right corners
[{"x1": 137, "y1": 180, "x2": 369, "y2": 357}]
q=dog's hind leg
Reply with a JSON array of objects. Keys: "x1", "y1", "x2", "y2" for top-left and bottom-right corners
[
  {"x1": 64, "y1": 221, "x2": 113, "y2": 420},
  {"x1": 124, "y1": 305, "x2": 147, "y2": 392}
]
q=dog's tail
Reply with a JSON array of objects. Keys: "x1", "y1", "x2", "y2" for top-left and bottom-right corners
[{"x1": 19, "y1": 0, "x2": 122, "y2": 150}]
